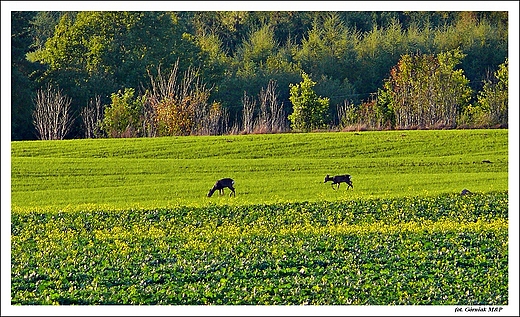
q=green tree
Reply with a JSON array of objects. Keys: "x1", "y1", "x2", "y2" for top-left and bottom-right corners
[
  {"x1": 192, "y1": 32, "x2": 230, "y2": 86},
  {"x1": 11, "y1": 11, "x2": 38, "y2": 140},
  {"x1": 288, "y1": 72, "x2": 330, "y2": 131},
  {"x1": 101, "y1": 88, "x2": 144, "y2": 138},
  {"x1": 353, "y1": 18, "x2": 408, "y2": 95},
  {"x1": 381, "y1": 49, "x2": 472, "y2": 129},
  {"x1": 28, "y1": 12, "x2": 191, "y2": 84},
  {"x1": 469, "y1": 58, "x2": 508, "y2": 127},
  {"x1": 237, "y1": 24, "x2": 277, "y2": 65},
  {"x1": 29, "y1": 11, "x2": 67, "y2": 51},
  {"x1": 375, "y1": 88, "x2": 396, "y2": 129},
  {"x1": 295, "y1": 13, "x2": 357, "y2": 83},
  {"x1": 433, "y1": 12, "x2": 507, "y2": 92},
  {"x1": 27, "y1": 11, "x2": 201, "y2": 138}
]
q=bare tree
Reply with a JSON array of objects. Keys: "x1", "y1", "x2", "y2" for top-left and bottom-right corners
[
  {"x1": 229, "y1": 117, "x2": 242, "y2": 135},
  {"x1": 146, "y1": 60, "x2": 220, "y2": 136},
  {"x1": 240, "y1": 80, "x2": 287, "y2": 135},
  {"x1": 336, "y1": 100, "x2": 351, "y2": 128},
  {"x1": 141, "y1": 93, "x2": 158, "y2": 137},
  {"x1": 241, "y1": 91, "x2": 256, "y2": 134},
  {"x1": 193, "y1": 102, "x2": 229, "y2": 136},
  {"x1": 203, "y1": 105, "x2": 229, "y2": 136},
  {"x1": 80, "y1": 95, "x2": 103, "y2": 138},
  {"x1": 257, "y1": 79, "x2": 287, "y2": 133},
  {"x1": 147, "y1": 62, "x2": 178, "y2": 104},
  {"x1": 257, "y1": 87, "x2": 271, "y2": 132},
  {"x1": 32, "y1": 84, "x2": 74, "y2": 140}
]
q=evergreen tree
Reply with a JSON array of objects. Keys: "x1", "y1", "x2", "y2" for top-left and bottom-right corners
[{"x1": 11, "y1": 11, "x2": 38, "y2": 140}]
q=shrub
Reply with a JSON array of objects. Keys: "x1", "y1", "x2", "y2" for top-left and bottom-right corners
[
  {"x1": 288, "y1": 72, "x2": 330, "y2": 132},
  {"x1": 101, "y1": 88, "x2": 144, "y2": 138}
]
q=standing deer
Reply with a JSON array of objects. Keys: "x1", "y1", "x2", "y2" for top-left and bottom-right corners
[
  {"x1": 207, "y1": 178, "x2": 236, "y2": 197},
  {"x1": 324, "y1": 174, "x2": 353, "y2": 190}
]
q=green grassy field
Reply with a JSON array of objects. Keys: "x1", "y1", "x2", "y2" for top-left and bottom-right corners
[
  {"x1": 10, "y1": 129, "x2": 510, "y2": 306},
  {"x1": 11, "y1": 129, "x2": 508, "y2": 210}
]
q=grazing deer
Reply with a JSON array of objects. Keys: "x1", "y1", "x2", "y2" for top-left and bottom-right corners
[
  {"x1": 324, "y1": 174, "x2": 353, "y2": 190},
  {"x1": 207, "y1": 178, "x2": 236, "y2": 197},
  {"x1": 460, "y1": 188, "x2": 472, "y2": 196}
]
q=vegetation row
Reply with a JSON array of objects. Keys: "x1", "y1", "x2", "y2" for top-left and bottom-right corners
[
  {"x1": 12, "y1": 11, "x2": 508, "y2": 140},
  {"x1": 11, "y1": 130, "x2": 508, "y2": 210},
  {"x1": 11, "y1": 193, "x2": 508, "y2": 305}
]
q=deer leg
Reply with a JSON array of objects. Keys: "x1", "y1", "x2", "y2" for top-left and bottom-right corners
[
  {"x1": 331, "y1": 183, "x2": 337, "y2": 190},
  {"x1": 229, "y1": 186, "x2": 236, "y2": 197}
]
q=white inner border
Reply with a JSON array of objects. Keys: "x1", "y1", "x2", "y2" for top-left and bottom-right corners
[{"x1": 2, "y1": 1, "x2": 519, "y2": 316}]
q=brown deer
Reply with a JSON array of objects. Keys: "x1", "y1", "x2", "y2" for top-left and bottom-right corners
[
  {"x1": 207, "y1": 178, "x2": 236, "y2": 197},
  {"x1": 324, "y1": 174, "x2": 353, "y2": 190}
]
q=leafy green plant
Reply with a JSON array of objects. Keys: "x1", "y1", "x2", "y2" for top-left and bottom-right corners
[
  {"x1": 379, "y1": 48, "x2": 473, "y2": 129},
  {"x1": 288, "y1": 72, "x2": 330, "y2": 132},
  {"x1": 11, "y1": 193, "x2": 508, "y2": 305},
  {"x1": 474, "y1": 58, "x2": 508, "y2": 127},
  {"x1": 101, "y1": 88, "x2": 145, "y2": 138}
]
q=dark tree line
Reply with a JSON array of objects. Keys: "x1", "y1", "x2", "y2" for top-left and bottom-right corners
[{"x1": 11, "y1": 11, "x2": 509, "y2": 140}]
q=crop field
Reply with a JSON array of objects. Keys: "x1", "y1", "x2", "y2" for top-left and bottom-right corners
[
  {"x1": 11, "y1": 129, "x2": 508, "y2": 210},
  {"x1": 10, "y1": 129, "x2": 510, "y2": 306}
]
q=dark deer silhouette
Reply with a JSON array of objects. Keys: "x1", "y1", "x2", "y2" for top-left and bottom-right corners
[
  {"x1": 207, "y1": 178, "x2": 236, "y2": 197},
  {"x1": 324, "y1": 174, "x2": 353, "y2": 190},
  {"x1": 460, "y1": 188, "x2": 472, "y2": 196}
]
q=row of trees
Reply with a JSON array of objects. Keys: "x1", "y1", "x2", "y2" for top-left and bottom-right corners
[
  {"x1": 341, "y1": 51, "x2": 508, "y2": 131},
  {"x1": 32, "y1": 51, "x2": 508, "y2": 139},
  {"x1": 12, "y1": 11, "x2": 509, "y2": 140}
]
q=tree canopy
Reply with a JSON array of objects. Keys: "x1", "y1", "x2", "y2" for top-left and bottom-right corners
[{"x1": 11, "y1": 11, "x2": 509, "y2": 140}]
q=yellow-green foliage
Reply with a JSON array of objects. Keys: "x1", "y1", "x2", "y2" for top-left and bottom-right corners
[
  {"x1": 11, "y1": 193, "x2": 508, "y2": 305},
  {"x1": 10, "y1": 129, "x2": 509, "y2": 305}
]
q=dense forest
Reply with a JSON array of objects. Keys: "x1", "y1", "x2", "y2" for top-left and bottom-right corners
[{"x1": 11, "y1": 11, "x2": 509, "y2": 140}]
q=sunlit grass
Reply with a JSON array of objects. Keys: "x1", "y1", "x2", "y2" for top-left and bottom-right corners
[
  {"x1": 11, "y1": 129, "x2": 508, "y2": 211},
  {"x1": 10, "y1": 130, "x2": 509, "y2": 305}
]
